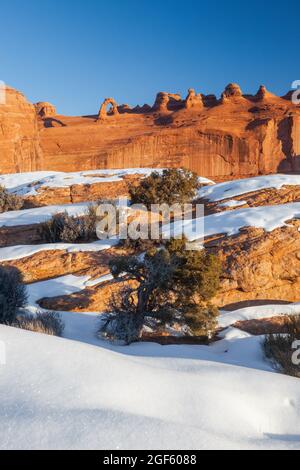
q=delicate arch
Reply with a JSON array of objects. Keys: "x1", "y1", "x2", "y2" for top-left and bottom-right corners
[{"x1": 97, "y1": 98, "x2": 119, "y2": 120}]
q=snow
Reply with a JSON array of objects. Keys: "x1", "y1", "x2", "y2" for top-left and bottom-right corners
[
  {"x1": 27, "y1": 273, "x2": 113, "y2": 307},
  {"x1": 0, "y1": 239, "x2": 299, "y2": 449},
  {"x1": 0, "y1": 169, "x2": 213, "y2": 196},
  {"x1": 1, "y1": 322, "x2": 300, "y2": 450},
  {"x1": 198, "y1": 174, "x2": 300, "y2": 202},
  {"x1": 166, "y1": 202, "x2": 300, "y2": 240},
  {"x1": 0, "y1": 171, "x2": 61, "y2": 194},
  {"x1": 0, "y1": 202, "x2": 91, "y2": 227},
  {"x1": 0, "y1": 169, "x2": 157, "y2": 196},
  {"x1": 219, "y1": 303, "x2": 300, "y2": 329},
  {"x1": 0, "y1": 239, "x2": 118, "y2": 262},
  {"x1": 219, "y1": 199, "x2": 247, "y2": 208},
  {"x1": 1, "y1": 170, "x2": 300, "y2": 450},
  {"x1": 26, "y1": 271, "x2": 300, "y2": 331}
]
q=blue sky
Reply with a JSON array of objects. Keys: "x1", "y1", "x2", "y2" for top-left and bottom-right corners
[{"x1": 1, "y1": 0, "x2": 299, "y2": 115}]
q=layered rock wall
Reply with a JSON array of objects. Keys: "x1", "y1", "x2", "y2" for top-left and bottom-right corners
[{"x1": 1, "y1": 84, "x2": 300, "y2": 179}]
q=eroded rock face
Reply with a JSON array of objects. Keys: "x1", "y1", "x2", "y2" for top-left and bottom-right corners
[
  {"x1": 0, "y1": 224, "x2": 41, "y2": 247},
  {"x1": 22, "y1": 174, "x2": 141, "y2": 208},
  {"x1": 1, "y1": 84, "x2": 300, "y2": 179},
  {"x1": 0, "y1": 87, "x2": 42, "y2": 173},
  {"x1": 207, "y1": 223, "x2": 300, "y2": 308},
  {"x1": 152, "y1": 92, "x2": 184, "y2": 113},
  {"x1": 6, "y1": 219, "x2": 298, "y2": 313},
  {"x1": 221, "y1": 83, "x2": 244, "y2": 103},
  {"x1": 255, "y1": 85, "x2": 276, "y2": 101},
  {"x1": 185, "y1": 88, "x2": 203, "y2": 109},
  {"x1": 0, "y1": 247, "x2": 121, "y2": 283}
]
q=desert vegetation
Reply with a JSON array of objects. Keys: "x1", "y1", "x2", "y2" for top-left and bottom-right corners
[
  {"x1": 0, "y1": 265, "x2": 64, "y2": 336},
  {"x1": 99, "y1": 237, "x2": 221, "y2": 344},
  {"x1": 0, "y1": 185, "x2": 23, "y2": 213},
  {"x1": 263, "y1": 315, "x2": 300, "y2": 378},
  {"x1": 16, "y1": 311, "x2": 64, "y2": 337},
  {"x1": 0, "y1": 266, "x2": 28, "y2": 325},
  {"x1": 40, "y1": 205, "x2": 99, "y2": 243},
  {"x1": 129, "y1": 168, "x2": 200, "y2": 209}
]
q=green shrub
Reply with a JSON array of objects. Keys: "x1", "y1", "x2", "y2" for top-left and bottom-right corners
[
  {"x1": 0, "y1": 186, "x2": 23, "y2": 213},
  {"x1": 129, "y1": 168, "x2": 200, "y2": 209},
  {"x1": 263, "y1": 315, "x2": 300, "y2": 378},
  {"x1": 0, "y1": 266, "x2": 28, "y2": 325},
  {"x1": 16, "y1": 311, "x2": 65, "y2": 337}
]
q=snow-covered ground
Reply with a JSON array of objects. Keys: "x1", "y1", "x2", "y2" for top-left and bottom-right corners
[
  {"x1": 0, "y1": 202, "x2": 91, "y2": 227},
  {"x1": 1, "y1": 170, "x2": 300, "y2": 450},
  {"x1": 1, "y1": 322, "x2": 300, "y2": 450},
  {"x1": 0, "y1": 169, "x2": 213, "y2": 196},
  {"x1": 0, "y1": 239, "x2": 118, "y2": 262},
  {"x1": 219, "y1": 303, "x2": 300, "y2": 329},
  {"x1": 2, "y1": 197, "x2": 293, "y2": 236},
  {"x1": 0, "y1": 169, "x2": 158, "y2": 196},
  {"x1": 198, "y1": 174, "x2": 300, "y2": 202},
  {"x1": 10, "y1": 265, "x2": 300, "y2": 450},
  {"x1": 26, "y1": 273, "x2": 113, "y2": 307},
  {"x1": 166, "y1": 202, "x2": 300, "y2": 240}
]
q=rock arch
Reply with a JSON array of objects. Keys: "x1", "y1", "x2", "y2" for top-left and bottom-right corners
[
  {"x1": 97, "y1": 98, "x2": 119, "y2": 120},
  {"x1": 35, "y1": 102, "x2": 56, "y2": 118}
]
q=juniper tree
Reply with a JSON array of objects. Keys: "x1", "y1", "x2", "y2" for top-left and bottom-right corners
[
  {"x1": 0, "y1": 267, "x2": 28, "y2": 325},
  {"x1": 99, "y1": 238, "x2": 221, "y2": 344},
  {"x1": 129, "y1": 168, "x2": 200, "y2": 209}
]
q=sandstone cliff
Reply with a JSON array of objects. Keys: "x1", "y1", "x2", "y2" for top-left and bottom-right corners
[
  {"x1": 0, "y1": 87, "x2": 42, "y2": 173},
  {"x1": 1, "y1": 84, "x2": 300, "y2": 179}
]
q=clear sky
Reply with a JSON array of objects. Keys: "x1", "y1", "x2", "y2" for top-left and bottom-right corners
[{"x1": 1, "y1": 0, "x2": 299, "y2": 115}]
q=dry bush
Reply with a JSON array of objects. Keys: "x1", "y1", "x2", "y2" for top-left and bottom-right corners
[
  {"x1": 40, "y1": 205, "x2": 99, "y2": 243},
  {"x1": 0, "y1": 186, "x2": 23, "y2": 213},
  {"x1": 263, "y1": 315, "x2": 300, "y2": 378},
  {"x1": 16, "y1": 311, "x2": 65, "y2": 337}
]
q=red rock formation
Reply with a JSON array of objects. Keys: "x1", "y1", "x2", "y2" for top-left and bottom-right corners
[
  {"x1": 97, "y1": 98, "x2": 119, "y2": 121},
  {"x1": 1, "y1": 84, "x2": 300, "y2": 178},
  {"x1": 31, "y1": 223, "x2": 300, "y2": 312},
  {"x1": 185, "y1": 88, "x2": 203, "y2": 109},
  {"x1": 35, "y1": 102, "x2": 57, "y2": 117},
  {"x1": 0, "y1": 86, "x2": 42, "y2": 173},
  {"x1": 207, "y1": 223, "x2": 300, "y2": 308}
]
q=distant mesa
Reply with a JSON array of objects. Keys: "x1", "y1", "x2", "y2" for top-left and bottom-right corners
[{"x1": 35, "y1": 102, "x2": 56, "y2": 118}]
